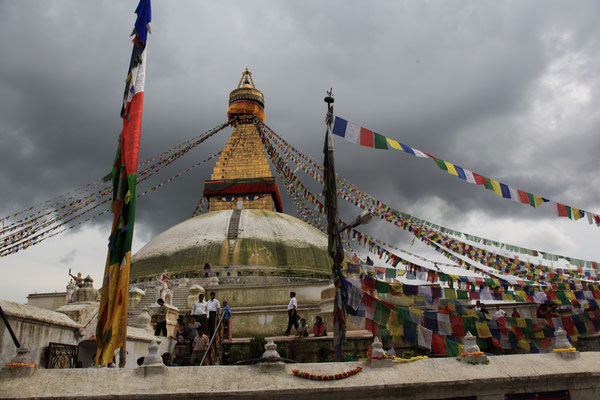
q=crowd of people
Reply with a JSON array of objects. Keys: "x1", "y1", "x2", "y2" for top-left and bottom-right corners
[
  {"x1": 152, "y1": 291, "x2": 232, "y2": 366},
  {"x1": 285, "y1": 292, "x2": 328, "y2": 338},
  {"x1": 474, "y1": 300, "x2": 579, "y2": 321},
  {"x1": 150, "y1": 290, "x2": 332, "y2": 366}
]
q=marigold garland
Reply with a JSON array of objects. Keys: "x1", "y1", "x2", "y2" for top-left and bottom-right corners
[
  {"x1": 460, "y1": 351, "x2": 484, "y2": 356},
  {"x1": 4, "y1": 362, "x2": 37, "y2": 368},
  {"x1": 394, "y1": 355, "x2": 428, "y2": 363},
  {"x1": 366, "y1": 347, "x2": 395, "y2": 362},
  {"x1": 553, "y1": 348, "x2": 576, "y2": 352},
  {"x1": 291, "y1": 366, "x2": 362, "y2": 381}
]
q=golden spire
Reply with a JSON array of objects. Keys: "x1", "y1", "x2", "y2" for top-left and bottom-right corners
[{"x1": 203, "y1": 70, "x2": 282, "y2": 213}]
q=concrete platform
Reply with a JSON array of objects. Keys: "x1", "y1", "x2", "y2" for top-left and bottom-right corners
[{"x1": 2, "y1": 352, "x2": 600, "y2": 399}]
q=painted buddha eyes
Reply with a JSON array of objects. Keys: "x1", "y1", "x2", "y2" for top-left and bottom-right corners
[{"x1": 220, "y1": 195, "x2": 261, "y2": 202}]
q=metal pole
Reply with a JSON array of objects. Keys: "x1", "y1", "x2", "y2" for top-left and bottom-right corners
[
  {"x1": 323, "y1": 89, "x2": 346, "y2": 362},
  {"x1": 0, "y1": 305, "x2": 21, "y2": 349}
]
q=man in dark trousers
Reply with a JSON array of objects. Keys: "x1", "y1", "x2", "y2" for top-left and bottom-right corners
[
  {"x1": 154, "y1": 298, "x2": 167, "y2": 336},
  {"x1": 285, "y1": 292, "x2": 299, "y2": 336},
  {"x1": 206, "y1": 291, "x2": 220, "y2": 338}
]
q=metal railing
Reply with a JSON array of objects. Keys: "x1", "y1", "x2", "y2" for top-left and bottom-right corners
[{"x1": 200, "y1": 312, "x2": 225, "y2": 366}]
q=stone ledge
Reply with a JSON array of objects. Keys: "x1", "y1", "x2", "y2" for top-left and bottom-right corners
[{"x1": 2, "y1": 353, "x2": 600, "y2": 399}]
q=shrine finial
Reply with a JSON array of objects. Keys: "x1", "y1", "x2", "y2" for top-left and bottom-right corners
[{"x1": 238, "y1": 67, "x2": 256, "y2": 89}]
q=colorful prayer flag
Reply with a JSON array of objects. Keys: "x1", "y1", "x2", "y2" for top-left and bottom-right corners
[{"x1": 95, "y1": 0, "x2": 151, "y2": 368}]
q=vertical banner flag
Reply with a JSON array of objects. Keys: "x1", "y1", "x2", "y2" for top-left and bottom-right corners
[{"x1": 96, "y1": 0, "x2": 151, "y2": 367}]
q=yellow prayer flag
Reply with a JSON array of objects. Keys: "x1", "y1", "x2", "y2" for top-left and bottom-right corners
[
  {"x1": 533, "y1": 195, "x2": 544, "y2": 207},
  {"x1": 516, "y1": 318, "x2": 527, "y2": 328},
  {"x1": 386, "y1": 138, "x2": 403, "y2": 150},
  {"x1": 387, "y1": 308, "x2": 403, "y2": 343},
  {"x1": 518, "y1": 340, "x2": 530, "y2": 351},
  {"x1": 534, "y1": 329, "x2": 545, "y2": 339},
  {"x1": 490, "y1": 179, "x2": 503, "y2": 196},
  {"x1": 409, "y1": 307, "x2": 424, "y2": 317},
  {"x1": 476, "y1": 321, "x2": 492, "y2": 338},
  {"x1": 444, "y1": 161, "x2": 459, "y2": 176}
]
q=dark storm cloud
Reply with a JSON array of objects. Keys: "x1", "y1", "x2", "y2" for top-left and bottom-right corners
[{"x1": 1, "y1": 0, "x2": 599, "y2": 256}]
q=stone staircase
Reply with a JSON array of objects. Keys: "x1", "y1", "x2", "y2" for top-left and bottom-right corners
[{"x1": 127, "y1": 277, "x2": 212, "y2": 325}]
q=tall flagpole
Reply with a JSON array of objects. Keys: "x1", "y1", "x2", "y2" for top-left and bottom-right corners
[{"x1": 323, "y1": 89, "x2": 346, "y2": 362}]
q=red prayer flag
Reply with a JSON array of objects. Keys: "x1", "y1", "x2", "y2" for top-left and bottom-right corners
[
  {"x1": 359, "y1": 127, "x2": 374, "y2": 147},
  {"x1": 497, "y1": 317, "x2": 508, "y2": 336},
  {"x1": 556, "y1": 203, "x2": 569, "y2": 217},
  {"x1": 432, "y1": 333, "x2": 446, "y2": 356},
  {"x1": 364, "y1": 318, "x2": 378, "y2": 336},
  {"x1": 561, "y1": 317, "x2": 576, "y2": 336},
  {"x1": 517, "y1": 189, "x2": 530, "y2": 205},
  {"x1": 450, "y1": 315, "x2": 465, "y2": 337},
  {"x1": 361, "y1": 278, "x2": 375, "y2": 292},
  {"x1": 512, "y1": 327, "x2": 524, "y2": 340}
]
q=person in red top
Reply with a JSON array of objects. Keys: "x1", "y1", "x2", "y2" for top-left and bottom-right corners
[
  {"x1": 511, "y1": 308, "x2": 521, "y2": 318},
  {"x1": 313, "y1": 315, "x2": 327, "y2": 337},
  {"x1": 536, "y1": 304, "x2": 551, "y2": 319}
]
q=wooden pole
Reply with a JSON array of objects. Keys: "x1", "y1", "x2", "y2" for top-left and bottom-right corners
[{"x1": 323, "y1": 89, "x2": 346, "y2": 362}]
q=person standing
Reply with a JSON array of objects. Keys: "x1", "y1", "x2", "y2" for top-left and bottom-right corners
[
  {"x1": 285, "y1": 292, "x2": 299, "y2": 336},
  {"x1": 191, "y1": 331, "x2": 209, "y2": 365},
  {"x1": 154, "y1": 298, "x2": 167, "y2": 337},
  {"x1": 186, "y1": 317, "x2": 201, "y2": 352},
  {"x1": 207, "y1": 291, "x2": 220, "y2": 338},
  {"x1": 173, "y1": 323, "x2": 188, "y2": 364},
  {"x1": 222, "y1": 299, "x2": 232, "y2": 340},
  {"x1": 191, "y1": 293, "x2": 208, "y2": 332},
  {"x1": 493, "y1": 305, "x2": 507, "y2": 320}
]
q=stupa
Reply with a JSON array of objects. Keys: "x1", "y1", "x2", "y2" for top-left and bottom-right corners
[{"x1": 127, "y1": 69, "x2": 334, "y2": 337}]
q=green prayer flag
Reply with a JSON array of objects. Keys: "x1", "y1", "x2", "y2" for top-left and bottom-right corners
[
  {"x1": 375, "y1": 280, "x2": 390, "y2": 294},
  {"x1": 445, "y1": 337, "x2": 460, "y2": 357},
  {"x1": 374, "y1": 133, "x2": 389, "y2": 149},
  {"x1": 463, "y1": 317, "x2": 477, "y2": 336},
  {"x1": 432, "y1": 157, "x2": 448, "y2": 171},
  {"x1": 444, "y1": 288, "x2": 457, "y2": 299},
  {"x1": 397, "y1": 308, "x2": 411, "y2": 324},
  {"x1": 457, "y1": 289, "x2": 469, "y2": 300},
  {"x1": 374, "y1": 301, "x2": 390, "y2": 326}
]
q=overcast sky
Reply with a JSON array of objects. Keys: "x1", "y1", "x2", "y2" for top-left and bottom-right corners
[{"x1": 1, "y1": 1, "x2": 599, "y2": 302}]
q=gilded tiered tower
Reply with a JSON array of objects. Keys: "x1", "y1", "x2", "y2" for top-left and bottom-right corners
[{"x1": 203, "y1": 69, "x2": 283, "y2": 212}]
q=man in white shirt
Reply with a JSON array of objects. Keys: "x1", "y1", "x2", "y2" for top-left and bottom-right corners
[
  {"x1": 191, "y1": 293, "x2": 208, "y2": 332},
  {"x1": 285, "y1": 292, "x2": 299, "y2": 336},
  {"x1": 493, "y1": 305, "x2": 507, "y2": 320},
  {"x1": 207, "y1": 291, "x2": 221, "y2": 338}
]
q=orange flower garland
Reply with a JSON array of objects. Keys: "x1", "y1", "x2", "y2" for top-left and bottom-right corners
[
  {"x1": 553, "y1": 348, "x2": 576, "y2": 352},
  {"x1": 291, "y1": 366, "x2": 362, "y2": 381},
  {"x1": 4, "y1": 362, "x2": 37, "y2": 368}
]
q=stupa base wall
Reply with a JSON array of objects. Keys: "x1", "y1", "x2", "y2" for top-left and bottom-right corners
[{"x1": 2, "y1": 353, "x2": 600, "y2": 399}]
